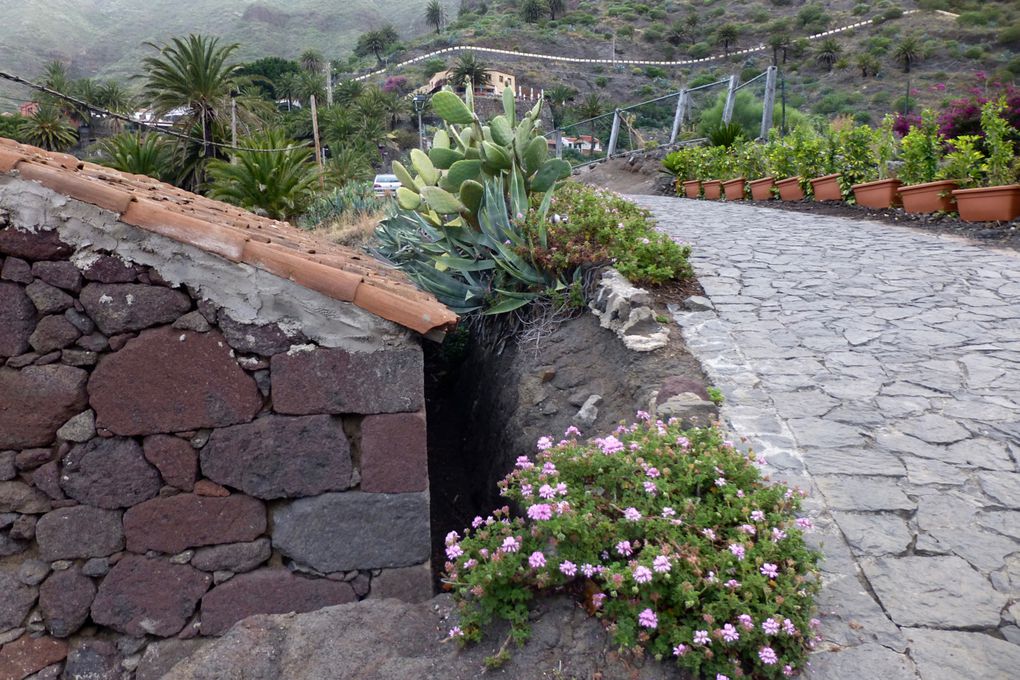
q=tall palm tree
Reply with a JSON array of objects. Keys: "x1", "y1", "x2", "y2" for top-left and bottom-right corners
[
  {"x1": 547, "y1": 0, "x2": 564, "y2": 20},
  {"x1": 815, "y1": 38, "x2": 842, "y2": 72},
  {"x1": 716, "y1": 24, "x2": 739, "y2": 56},
  {"x1": 521, "y1": 0, "x2": 545, "y2": 23},
  {"x1": 575, "y1": 92, "x2": 604, "y2": 154},
  {"x1": 334, "y1": 79, "x2": 364, "y2": 107},
  {"x1": 425, "y1": 0, "x2": 445, "y2": 34},
  {"x1": 545, "y1": 84, "x2": 576, "y2": 128},
  {"x1": 665, "y1": 22, "x2": 688, "y2": 47},
  {"x1": 140, "y1": 34, "x2": 242, "y2": 160},
  {"x1": 856, "y1": 53, "x2": 880, "y2": 78},
  {"x1": 206, "y1": 129, "x2": 318, "y2": 221},
  {"x1": 449, "y1": 53, "x2": 489, "y2": 92},
  {"x1": 894, "y1": 36, "x2": 922, "y2": 73},
  {"x1": 356, "y1": 30, "x2": 389, "y2": 66},
  {"x1": 768, "y1": 33, "x2": 791, "y2": 65},
  {"x1": 299, "y1": 49, "x2": 325, "y2": 74}
]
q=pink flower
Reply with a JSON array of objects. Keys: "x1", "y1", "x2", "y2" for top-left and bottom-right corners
[
  {"x1": 555, "y1": 501, "x2": 570, "y2": 514},
  {"x1": 597, "y1": 436, "x2": 624, "y2": 454},
  {"x1": 591, "y1": 593, "x2": 606, "y2": 609},
  {"x1": 661, "y1": 507, "x2": 676, "y2": 518},
  {"x1": 796, "y1": 517, "x2": 814, "y2": 530},
  {"x1": 542, "y1": 462, "x2": 557, "y2": 475},
  {"x1": 676, "y1": 436, "x2": 690, "y2": 449},
  {"x1": 653, "y1": 555, "x2": 671, "y2": 573},
  {"x1": 615, "y1": 540, "x2": 633, "y2": 556},
  {"x1": 539, "y1": 484, "x2": 556, "y2": 499},
  {"x1": 738, "y1": 614, "x2": 754, "y2": 630},
  {"x1": 637, "y1": 608, "x2": 658, "y2": 629},
  {"x1": 555, "y1": 482, "x2": 568, "y2": 495},
  {"x1": 783, "y1": 618, "x2": 797, "y2": 636},
  {"x1": 528, "y1": 551, "x2": 546, "y2": 568},
  {"x1": 715, "y1": 477, "x2": 727, "y2": 487},
  {"x1": 515, "y1": 456, "x2": 533, "y2": 469},
  {"x1": 623, "y1": 507, "x2": 641, "y2": 521},
  {"x1": 724, "y1": 579, "x2": 740, "y2": 589},
  {"x1": 759, "y1": 646, "x2": 779, "y2": 665},
  {"x1": 559, "y1": 560, "x2": 577, "y2": 576},
  {"x1": 761, "y1": 563, "x2": 779, "y2": 579},
  {"x1": 693, "y1": 630, "x2": 710, "y2": 645},
  {"x1": 501, "y1": 536, "x2": 521, "y2": 553},
  {"x1": 445, "y1": 544, "x2": 463, "y2": 560},
  {"x1": 643, "y1": 481, "x2": 658, "y2": 495},
  {"x1": 633, "y1": 565, "x2": 653, "y2": 583},
  {"x1": 723, "y1": 440, "x2": 734, "y2": 448},
  {"x1": 739, "y1": 524, "x2": 756, "y2": 535},
  {"x1": 762, "y1": 618, "x2": 780, "y2": 636},
  {"x1": 471, "y1": 516, "x2": 484, "y2": 528},
  {"x1": 721, "y1": 623, "x2": 740, "y2": 642},
  {"x1": 636, "y1": 410, "x2": 651, "y2": 421},
  {"x1": 783, "y1": 664, "x2": 795, "y2": 677},
  {"x1": 705, "y1": 570, "x2": 718, "y2": 583},
  {"x1": 673, "y1": 644, "x2": 688, "y2": 657},
  {"x1": 527, "y1": 504, "x2": 553, "y2": 520},
  {"x1": 717, "y1": 675, "x2": 730, "y2": 680},
  {"x1": 728, "y1": 543, "x2": 745, "y2": 560},
  {"x1": 445, "y1": 531, "x2": 459, "y2": 545},
  {"x1": 448, "y1": 626, "x2": 463, "y2": 638},
  {"x1": 701, "y1": 528, "x2": 716, "y2": 540},
  {"x1": 645, "y1": 467, "x2": 660, "y2": 478},
  {"x1": 464, "y1": 558, "x2": 477, "y2": 569},
  {"x1": 772, "y1": 527, "x2": 787, "y2": 542},
  {"x1": 751, "y1": 510, "x2": 765, "y2": 521},
  {"x1": 536, "y1": 436, "x2": 553, "y2": 451},
  {"x1": 521, "y1": 483, "x2": 533, "y2": 497},
  {"x1": 581, "y1": 563, "x2": 597, "y2": 577},
  {"x1": 564, "y1": 425, "x2": 581, "y2": 437}
]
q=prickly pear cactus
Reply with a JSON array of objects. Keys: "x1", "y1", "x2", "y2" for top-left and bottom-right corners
[{"x1": 392, "y1": 86, "x2": 572, "y2": 228}]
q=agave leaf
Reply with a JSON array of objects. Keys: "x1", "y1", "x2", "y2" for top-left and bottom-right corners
[
  {"x1": 431, "y1": 91, "x2": 474, "y2": 125},
  {"x1": 509, "y1": 163, "x2": 527, "y2": 221},
  {"x1": 484, "y1": 294, "x2": 535, "y2": 315},
  {"x1": 436, "y1": 255, "x2": 497, "y2": 272}
]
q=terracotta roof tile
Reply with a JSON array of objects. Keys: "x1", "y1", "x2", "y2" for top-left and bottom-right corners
[{"x1": 0, "y1": 137, "x2": 457, "y2": 336}]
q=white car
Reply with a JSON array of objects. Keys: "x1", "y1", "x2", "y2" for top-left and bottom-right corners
[{"x1": 373, "y1": 174, "x2": 401, "y2": 197}]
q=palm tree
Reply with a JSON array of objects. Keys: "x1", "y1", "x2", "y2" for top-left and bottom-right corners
[
  {"x1": 768, "y1": 33, "x2": 791, "y2": 65},
  {"x1": 206, "y1": 129, "x2": 318, "y2": 221},
  {"x1": 299, "y1": 49, "x2": 325, "y2": 74},
  {"x1": 575, "y1": 92, "x2": 604, "y2": 154},
  {"x1": 894, "y1": 36, "x2": 922, "y2": 73},
  {"x1": 856, "y1": 53, "x2": 880, "y2": 78},
  {"x1": 334, "y1": 79, "x2": 364, "y2": 107},
  {"x1": 140, "y1": 34, "x2": 242, "y2": 160},
  {"x1": 325, "y1": 146, "x2": 373, "y2": 186},
  {"x1": 716, "y1": 24, "x2": 739, "y2": 56},
  {"x1": 449, "y1": 53, "x2": 489, "y2": 92},
  {"x1": 18, "y1": 105, "x2": 78, "y2": 151},
  {"x1": 380, "y1": 91, "x2": 409, "y2": 129},
  {"x1": 547, "y1": 0, "x2": 564, "y2": 20},
  {"x1": 95, "y1": 132, "x2": 173, "y2": 180},
  {"x1": 815, "y1": 38, "x2": 842, "y2": 72},
  {"x1": 521, "y1": 0, "x2": 546, "y2": 23},
  {"x1": 355, "y1": 30, "x2": 389, "y2": 66},
  {"x1": 545, "y1": 84, "x2": 576, "y2": 128},
  {"x1": 276, "y1": 72, "x2": 301, "y2": 110},
  {"x1": 425, "y1": 0, "x2": 445, "y2": 34},
  {"x1": 665, "y1": 22, "x2": 688, "y2": 47}
]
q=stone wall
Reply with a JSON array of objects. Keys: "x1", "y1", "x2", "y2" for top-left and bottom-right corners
[{"x1": 0, "y1": 216, "x2": 431, "y2": 678}]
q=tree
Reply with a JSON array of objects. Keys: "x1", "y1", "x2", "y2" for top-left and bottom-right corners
[
  {"x1": 665, "y1": 22, "x2": 688, "y2": 47},
  {"x1": 547, "y1": 0, "x2": 564, "y2": 20},
  {"x1": 575, "y1": 92, "x2": 604, "y2": 153},
  {"x1": 716, "y1": 24, "x2": 739, "y2": 56},
  {"x1": 140, "y1": 34, "x2": 242, "y2": 161},
  {"x1": 856, "y1": 52, "x2": 880, "y2": 78},
  {"x1": 815, "y1": 38, "x2": 842, "y2": 72},
  {"x1": 894, "y1": 35, "x2": 922, "y2": 73},
  {"x1": 521, "y1": 0, "x2": 546, "y2": 23},
  {"x1": 768, "y1": 32, "x2": 791, "y2": 65},
  {"x1": 449, "y1": 53, "x2": 489, "y2": 91},
  {"x1": 206, "y1": 129, "x2": 318, "y2": 221},
  {"x1": 355, "y1": 29, "x2": 397, "y2": 66},
  {"x1": 299, "y1": 49, "x2": 325, "y2": 74},
  {"x1": 426, "y1": 0, "x2": 445, "y2": 34},
  {"x1": 17, "y1": 104, "x2": 78, "y2": 151},
  {"x1": 95, "y1": 132, "x2": 173, "y2": 180},
  {"x1": 545, "y1": 84, "x2": 576, "y2": 129},
  {"x1": 325, "y1": 146, "x2": 373, "y2": 186},
  {"x1": 334, "y1": 79, "x2": 365, "y2": 106},
  {"x1": 237, "y1": 57, "x2": 301, "y2": 99}
]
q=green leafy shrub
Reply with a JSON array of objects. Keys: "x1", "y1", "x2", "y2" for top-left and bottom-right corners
[
  {"x1": 898, "y1": 110, "x2": 944, "y2": 185},
  {"x1": 980, "y1": 98, "x2": 1017, "y2": 186},
  {"x1": 443, "y1": 418, "x2": 821, "y2": 679},
  {"x1": 299, "y1": 182, "x2": 386, "y2": 229},
  {"x1": 530, "y1": 183, "x2": 693, "y2": 286},
  {"x1": 939, "y1": 135, "x2": 984, "y2": 188}
]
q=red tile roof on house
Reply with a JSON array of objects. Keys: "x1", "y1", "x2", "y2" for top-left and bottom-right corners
[{"x1": 0, "y1": 137, "x2": 457, "y2": 336}]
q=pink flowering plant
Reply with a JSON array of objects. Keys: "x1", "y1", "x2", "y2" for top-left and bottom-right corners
[{"x1": 442, "y1": 418, "x2": 821, "y2": 678}]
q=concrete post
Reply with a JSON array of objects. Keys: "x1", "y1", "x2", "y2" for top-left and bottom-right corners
[
  {"x1": 555, "y1": 130, "x2": 563, "y2": 159},
  {"x1": 606, "y1": 110, "x2": 621, "y2": 157},
  {"x1": 669, "y1": 89, "x2": 688, "y2": 143},
  {"x1": 722, "y1": 74, "x2": 738, "y2": 124},
  {"x1": 760, "y1": 66, "x2": 778, "y2": 139}
]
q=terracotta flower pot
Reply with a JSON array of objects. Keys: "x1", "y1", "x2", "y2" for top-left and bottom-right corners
[
  {"x1": 851, "y1": 178, "x2": 902, "y2": 209},
  {"x1": 952, "y1": 184, "x2": 1020, "y2": 222},
  {"x1": 810, "y1": 173, "x2": 843, "y2": 201},
  {"x1": 722, "y1": 177, "x2": 746, "y2": 201},
  {"x1": 703, "y1": 180, "x2": 723, "y2": 200},
  {"x1": 682, "y1": 180, "x2": 701, "y2": 198},
  {"x1": 748, "y1": 177, "x2": 776, "y2": 201},
  {"x1": 898, "y1": 180, "x2": 958, "y2": 214},
  {"x1": 775, "y1": 177, "x2": 804, "y2": 201}
]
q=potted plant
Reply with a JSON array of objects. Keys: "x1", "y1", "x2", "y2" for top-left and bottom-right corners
[
  {"x1": 663, "y1": 147, "x2": 702, "y2": 198},
  {"x1": 897, "y1": 110, "x2": 956, "y2": 214},
  {"x1": 701, "y1": 146, "x2": 727, "y2": 200},
  {"x1": 952, "y1": 98, "x2": 1020, "y2": 222},
  {"x1": 730, "y1": 139, "x2": 768, "y2": 200},
  {"x1": 769, "y1": 128, "x2": 814, "y2": 201},
  {"x1": 851, "y1": 116, "x2": 901, "y2": 209}
]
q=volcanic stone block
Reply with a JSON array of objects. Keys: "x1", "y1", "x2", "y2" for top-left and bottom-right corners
[
  {"x1": 35, "y1": 506, "x2": 124, "y2": 561},
  {"x1": 0, "y1": 571, "x2": 36, "y2": 632},
  {"x1": 0, "y1": 365, "x2": 88, "y2": 448},
  {"x1": 25, "y1": 280, "x2": 73, "y2": 315},
  {"x1": 31, "y1": 261, "x2": 83, "y2": 293},
  {"x1": 39, "y1": 567, "x2": 95, "y2": 637},
  {"x1": 272, "y1": 492, "x2": 430, "y2": 572},
  {"x1": 217, "y1": 314, "x2": 304, "y2": 357},
  {"x1": 0, "y1": 635, "x2": 68, "y2": 679},
  {"x1": 123, "y1": 494, "x2": 266, "y2": 554},
  {"x1": 78, "y1": 283, "x2": 191, "y2": 335},
  {"x1": 88, "y1": 328, "x2": 262, "y2": 436},
  {"x1": 370, "y1": 563, "x2": 434, "y2": 603},
  {"x1": 29, "y1": 315, "x2": 81, "y2": 353},
  {"x1": 1, "y1": 256, "x2": 32, "y2": 283},
  {"x1": 0, "y1": 481, "x2": 51, "y2": 514},
  {"x1": 62, "y1": 639, "x2": 121, "y2": 680},
  {"x1": 143, "y1": 435, "x2": 197, "y2": 491},
  {"x1": 91, "y1": 555, "x2": 211, "y2": 637},
  {"x1": 200, "y1": 415, "x2": 352, "y2": 499},
  {"x1": 0, "y1": 226, "x2": 72, "y2": 261},
  {"x1": 0, "y1": 281, "x2": 36, "y2": 357},
  {"x1": 59, "y1": 438, "x2": 162, "y2": 509},
  {"x1": 199, "y1": 568, "x2": 356, "y2": 636},
  {"x1": 81, "y1": 255, "x2": 139, "y2": 283},
  {"x1": 360, "y1": 412, "x2": 427, "y2": 493},
  {"x1": 271, "y1": 347, "x2": 423, "y2": 415},
  {"x1": 190, "y1": 539, "x2": 271, "y2": 574}
]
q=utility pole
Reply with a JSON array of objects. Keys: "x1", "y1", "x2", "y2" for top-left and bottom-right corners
[
  {"x1": 230, "y1": 97, "x2": 237, "y2": 149},
  {"x1": 310, "y1": 94, "x2": 324, "y2": 189},
  {"x1": 325, "y1": 62, "x2": 333, "y2": 107},
  {"x1": 780, "y1": 72, "x2": 787, "y2": 136}
]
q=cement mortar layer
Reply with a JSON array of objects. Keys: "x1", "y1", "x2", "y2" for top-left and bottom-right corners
[{"x1": 0, "y1": 176, "x2": 414, "y2": 353}]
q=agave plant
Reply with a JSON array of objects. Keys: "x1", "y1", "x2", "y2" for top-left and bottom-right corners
[{"x1": 375, "y1": 86, "x2": 574, "y2": 315}]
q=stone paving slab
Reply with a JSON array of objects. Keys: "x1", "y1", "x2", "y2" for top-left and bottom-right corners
[{"x1": 634, "y1": 196, "x2": 1020, "y2": 680}]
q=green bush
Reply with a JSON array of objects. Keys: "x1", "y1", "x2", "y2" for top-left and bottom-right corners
[
  {"x1": 898, "y1": 110, "x2": 944, "y2": 186},
  {"x1": 444, "y1": 419, "x2": 821, "y2": 679},
  {"x1": 299, "y1": 183, "x2": 385, "y2": 229}
]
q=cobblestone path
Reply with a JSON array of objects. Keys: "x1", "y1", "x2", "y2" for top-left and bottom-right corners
[{"x1": 634, "y1": 196, "x2": 1020, "y2": 679}]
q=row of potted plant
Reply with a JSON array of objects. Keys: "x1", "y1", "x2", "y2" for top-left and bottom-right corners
[{"x1": 663, "y1": 98, "x2": 1020, "y2": 223}]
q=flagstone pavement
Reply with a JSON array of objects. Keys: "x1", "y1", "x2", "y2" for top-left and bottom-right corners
[{"x1": 634, "y1": 195, "x2": 1020, "y2": 680}]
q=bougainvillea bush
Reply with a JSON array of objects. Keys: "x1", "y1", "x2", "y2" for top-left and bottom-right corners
[{"x1": 442, "y1": 417, "x2": 821, "y2": 679}]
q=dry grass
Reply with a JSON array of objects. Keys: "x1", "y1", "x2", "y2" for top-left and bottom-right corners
[{"x1": 307, "y1": 209, "x2": 386, "y2": 249}]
